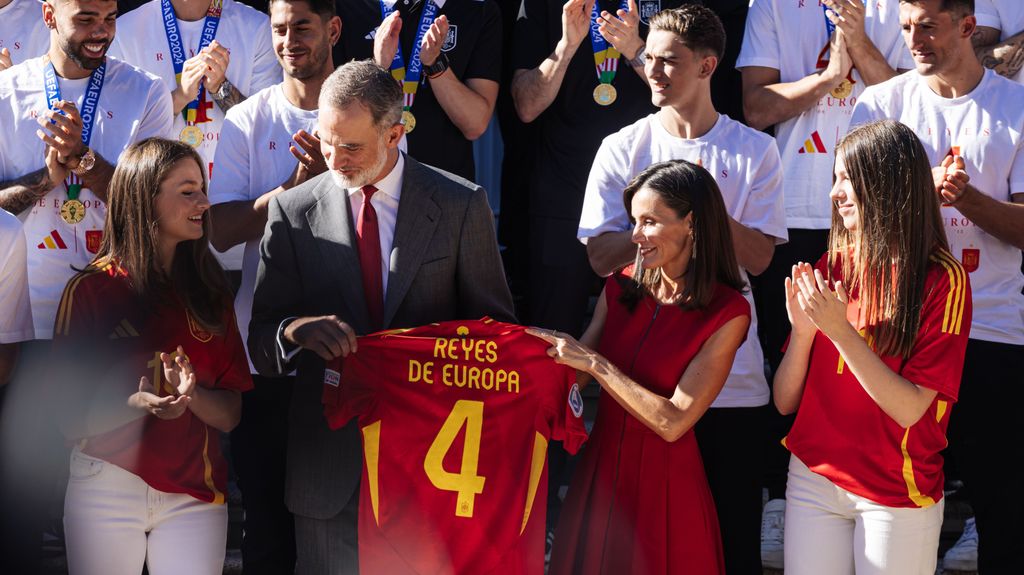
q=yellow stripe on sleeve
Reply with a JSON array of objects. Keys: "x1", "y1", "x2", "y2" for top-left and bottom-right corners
[
  {"x1": 931, "y1": 251, "x2": 966, "y2": 335},
  {"x1": 54, "y1": 267, "x2": 103, "y2": 336}
]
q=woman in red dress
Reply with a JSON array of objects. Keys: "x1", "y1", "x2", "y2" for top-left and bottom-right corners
[{"x1": 531, "y1": 160, "x2": 750, "y2": 575}]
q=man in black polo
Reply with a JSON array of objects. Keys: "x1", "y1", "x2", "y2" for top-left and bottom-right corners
[
  {"x1": 510, "y1": 0, "x2": 693, "y2": 339},
  {"x1": 333, "y1": 0, "x2": 502, "y2": 181}
]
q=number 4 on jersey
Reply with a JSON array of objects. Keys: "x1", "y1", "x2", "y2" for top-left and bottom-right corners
[{"x1": 424, "y1": 400, "x2": 487, "y2": 517}]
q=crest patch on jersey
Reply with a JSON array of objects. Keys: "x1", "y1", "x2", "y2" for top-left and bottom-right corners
[
  {"x1": 639, "y1": 1, "x2": 661, "y2": 25},
  {"x1": 442, "y1": 25, "x2": 457, "y2": 52},
  {"x1": 569, "y1": 383, "x2": 584, "y2": 418},
  {"x1": 324, "y1": 368, "x2": 341, "y2": 387}
]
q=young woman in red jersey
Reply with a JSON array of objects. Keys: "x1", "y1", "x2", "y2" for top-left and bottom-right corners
[
  {"x1": 531, "y1": 160, "x2": 750, "y2": 575},
  {"x1": 53, "y1": 138, "x2": 252, "y2": 575},
  {"x1": 773, "y1": 120, "x2": 971, "y2": 575}
]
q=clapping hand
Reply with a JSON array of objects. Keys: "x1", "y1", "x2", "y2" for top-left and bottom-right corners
[
  {"x1": 419, "y1": 15, "x2": 450, "y2": 67},
  {"x1": 790, "y1": 263, "x2": 853, "y2": 341},
  {"x1": 934, "y1": 154, "x2": 970, "y2": 205},
  {"x1": 374, "y1": 10, "x2": 403, "y2": 68},
  {"x1": 561, "y1": 0, "x2": 595, "y2": 50},
  {"x1": 597, "y1": 0, "x2": 643, "y2": 60}
]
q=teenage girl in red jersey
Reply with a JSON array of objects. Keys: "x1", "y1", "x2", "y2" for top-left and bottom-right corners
[
  {"x1": 774, "y1": 120, "x2": 971, "y2": 575},
  {"x1": 52, "y1": 138, "x2": 252, "y2": 575},
  {"x1": 531, "y1": 160, "x2": 750, "y2": 575}
]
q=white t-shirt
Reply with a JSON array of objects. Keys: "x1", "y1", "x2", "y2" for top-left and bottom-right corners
[
  {"x1": 0, "y1": 0, "x2": 49, "y2": 68},
  {"x1": 110, "y1": 0, "x2": 281, "y2": 270},
  {"x1": 578, "y1": 112, "x2": 787, "y2": 408},
  {"x1": 737, "y1": 0, "x2": 912, "y2": 229},
  {"x1": 851, "y1": 69, "x2": 1024, "y2": 345},
  {"x1": 0, "y1": 55, "x2": 173, "y2": 339},
  {"x1": 209, "y1": 84, "x2": 318, "y2": 372},
  {"x1": 110, "y1": 0, "x2": 281, "y2": 167},
  {"x1": 0, "y1": 208, "x2": 33, "y2": 343},
  {"x1": 975, "y1": 0, "x2": 1024, "y2": 83}
]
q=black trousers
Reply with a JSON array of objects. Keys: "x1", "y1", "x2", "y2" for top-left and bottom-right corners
[
  {"x1": 695, "y1": 406, "x2": 769, "y2": 575},
  {"x1": 749, "y1": 228, "x2": 829, "y2": 499},
  {"x1": 947, "y1": 339, "x2": 1024, "y2": 575},
  {"x1": 230, "y1": 374, "x2": 296, "y2": 575}
]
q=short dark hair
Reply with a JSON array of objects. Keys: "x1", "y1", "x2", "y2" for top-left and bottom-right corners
[
  {"x1": 620, "y1": 160, "x2": 746, "y2": 311},
  {"x1": 268, "y1": 0, "x2": 336, "y2": 20},
  {"x1": 319, "y1": 59, "x2": 402, "y2": 130},
  {"x1": 648, "y1": 5, "x2": 726, "y2": 60},
  {"x1": 899, "y1": 0, "x2": 974, "y2": 18}
]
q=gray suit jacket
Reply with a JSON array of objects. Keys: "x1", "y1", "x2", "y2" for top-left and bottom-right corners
[{"x1": 248, "y1": 155, "x2": 515, "y2": 519}]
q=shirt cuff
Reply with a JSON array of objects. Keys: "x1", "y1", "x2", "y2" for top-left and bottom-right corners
[{"x1": 276, "y1": 317, "x2": 301, "y2": 363}]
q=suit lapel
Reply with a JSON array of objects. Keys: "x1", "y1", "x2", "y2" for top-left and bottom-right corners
[
  {"x1": 305, "y1": 176, "x2": 372, "y2": 331},
  {"x1": 383, "y1": 157, "x2": 441, "y2": 327}
]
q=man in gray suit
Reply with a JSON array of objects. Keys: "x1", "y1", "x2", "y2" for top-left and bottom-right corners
[{"x1": 247, "y1": 59, "x2": 515, "y2": 574}]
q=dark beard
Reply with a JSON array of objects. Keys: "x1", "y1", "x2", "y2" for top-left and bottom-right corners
[{"x1": 61, "y1": 37, "x2": 108, "y2": 70}]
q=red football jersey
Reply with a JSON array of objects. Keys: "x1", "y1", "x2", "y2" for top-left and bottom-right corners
[
  {"x1": 323, "y1": 318, "x2": 587, "y2": 575},
  {"x1": 785, "y1": 250, "x2": 971, "y2": 507},
  {"x1": 52, "y1": 264, "x2": 252, "y2": 503}
]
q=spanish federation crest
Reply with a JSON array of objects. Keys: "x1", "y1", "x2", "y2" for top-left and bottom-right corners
[
  {"x1": 639, "y1": 0, "x2": 661, "y2": 25},
  {"x1": 568, "y1": 383, "x2": 584, "y2": 418},
  {"x1": 442, "y1": 24, "x2": 457, "y2": 52}
]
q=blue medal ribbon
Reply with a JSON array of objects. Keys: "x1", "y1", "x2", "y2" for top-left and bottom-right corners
[
  {"x1": 161, "y1": 0, "x2": 223, "y2": 123},
  {"x1": 44, "y1": 60, "x2": 105, "y2": 200},
  {"x1": 590, "y1": 0, "x2": 629, "y2": 83},
  {"x1": 379, "y1": 0, "x2": 441, "y2": 110}
]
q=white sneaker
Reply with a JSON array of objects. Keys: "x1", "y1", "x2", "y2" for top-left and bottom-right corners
[
  {"x1": 761, "y1": 498, "x2": 785, "y2": 569},
  {"x1": 943, "y1": 517, "x2": 978, "y2": 572}
]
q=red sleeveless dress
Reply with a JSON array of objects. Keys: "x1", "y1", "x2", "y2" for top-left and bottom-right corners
[{"x1": 549, "y1": 270, "x2": 749, "y2": 575}]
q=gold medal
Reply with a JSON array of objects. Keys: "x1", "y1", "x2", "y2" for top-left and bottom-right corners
[
  {"x1": 593, "y1": 83, "x2": 618, "y2": 106},
  {"x1": 179, "y1": 125, "x2": 204, "y2": 148},
  {"x1": 60, "y1": 199, "x2": 86, "y2": 224},
  {"x1": 830, "y1": 78, "x2": 854, "y2": 99},
  {"x1": 402, "y1": 110, "x2": 416, "y2": 134}
]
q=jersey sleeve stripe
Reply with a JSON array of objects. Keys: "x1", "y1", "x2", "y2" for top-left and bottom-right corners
[
  {"x1": 936, "y1": 400, "x2": 948, "y2": 424},
  {"x1": 930, "y1": 251, "x2": 966, "y2": 336},
  {"x1": 201, "y1": 427, "x2": 225, "y2": 505},
  {"x1": 362, "y1": 421, "x2": 382, "y2": 525},
  {"x1": 54, "y1": 267, "x2": 105, "y2": 336},
  {"x1": 520, "y1": 432, "x2": 547, "y2": 535},
  {"x1": 900, "y1": 428, "x2": 937, "y2": 508}
]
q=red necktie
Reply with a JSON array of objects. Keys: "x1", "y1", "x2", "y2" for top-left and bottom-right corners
[{"x1": 356, "y1": 185, "x2": 384, "y2": 329}]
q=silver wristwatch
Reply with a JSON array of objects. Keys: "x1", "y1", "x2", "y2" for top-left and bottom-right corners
[{"x1": 211, "y1": 79, "x2": 233, "y2": 101}]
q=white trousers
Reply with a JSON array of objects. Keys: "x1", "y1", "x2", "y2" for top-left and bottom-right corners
[
  {"x1": 784, "y1": 455, "x2": 943, "y2": 575},
  {"x1": 63, "y1": 448, "x2": 228, "y2": 575}
]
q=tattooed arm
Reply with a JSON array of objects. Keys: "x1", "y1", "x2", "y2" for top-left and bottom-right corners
[
  {"x1": 211, "y1": 83, "x2": 246, "y2": 114},
  {"x1": 0, "y1": 169, "x2": 54, "y2": 215},
  {"x1": 974, "y1": 26, "x2": 1024, "y2": 79}
]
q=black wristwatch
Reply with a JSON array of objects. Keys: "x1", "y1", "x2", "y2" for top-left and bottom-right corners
[{"x1": 424, "y1": 52, "x2": 450, "y2": 79}]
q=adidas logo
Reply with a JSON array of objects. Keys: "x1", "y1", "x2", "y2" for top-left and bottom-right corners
[
  {"x1": 798, "y1": 131, "x2": 827, "y2": 154},
  {"x1": 365, "y1": 29, "x2": 377, "y2": 41},
  {"x1": 109, "y1": 319, "x2": 140, "y2": 339},
  {"x1": 37, "y1": 230, "x2": 68, "y2": 250}
]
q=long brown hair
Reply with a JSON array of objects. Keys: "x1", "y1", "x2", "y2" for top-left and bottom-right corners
[
  {"x1": 620, "y1": 160, "x2": 746, "y2": 311},
  {"x1": 91, "y1": 138, "x2": 230, "y2": 333},
  {"x1": 829, "y1": 120, "x2": 948, "y2": 358}
]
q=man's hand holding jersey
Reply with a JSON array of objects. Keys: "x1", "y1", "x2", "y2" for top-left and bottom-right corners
[{"x1": 284, "y1": 315, "x2": 359, "y2": 360}]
